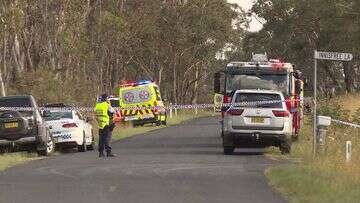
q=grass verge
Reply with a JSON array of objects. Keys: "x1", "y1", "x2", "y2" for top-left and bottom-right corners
[
  {"x1": 0, "y1": 153, "x2": 40, "y2": 172},
  {"x1": 266, "y1": 165, "x2": 360, "y2": 203},
  {"x1": 266, "y1": 94, "x2": 360, "y2": 203}
]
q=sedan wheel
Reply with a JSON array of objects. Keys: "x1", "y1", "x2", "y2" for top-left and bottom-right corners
[{"x1": 78, "y1": 132, "x2": 87, "y2": 152}]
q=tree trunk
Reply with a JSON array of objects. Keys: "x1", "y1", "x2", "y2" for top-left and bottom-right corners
[
  {"x1": 191, "y1": 66, "x2": 199, "y2": 104},
  {"x1": 344, "y1": 62, "x2": 356, "y2": 93},
  {"x1": 0, "y1": 36, "x2": 7, "y2": 96},
  {"x1": 172, "y1": 57, "x2": 177, "y2": 104}
]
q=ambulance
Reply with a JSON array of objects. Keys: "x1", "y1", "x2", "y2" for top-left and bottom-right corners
[{"x1": 119, "y1": 80, "x2": 167, "y2": 126}]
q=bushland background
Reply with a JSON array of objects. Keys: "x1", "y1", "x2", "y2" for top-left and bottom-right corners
[{"x1": 0, "y1": 0, "x2": 359, "y2": 106}]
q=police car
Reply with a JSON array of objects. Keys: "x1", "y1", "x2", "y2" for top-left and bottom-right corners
[{"x1": 43, "y1": 104, "x2": 95, "y2": 152}]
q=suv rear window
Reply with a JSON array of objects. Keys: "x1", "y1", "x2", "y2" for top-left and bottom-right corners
[
  {"x1": 234, "y1": 93, "x2": 282, "y2": 108},
  {"x1": 0, "y1": 98, "x2": 32, "y2": 107}
]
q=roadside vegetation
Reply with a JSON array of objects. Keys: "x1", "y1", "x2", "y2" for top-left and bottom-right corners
[
  {"x1": 0, "y1": 110, "x2": 213, "y2": 172},
  {"x1": 0, "y1": 153, "x2": 40, "y2": 171},
  {"x1": 267, "y1": 94, "x2": 360, "y2": 203}
]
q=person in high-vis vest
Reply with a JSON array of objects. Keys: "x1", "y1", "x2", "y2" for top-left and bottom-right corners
[{"x1": 95, "y1": 94, "x2": 116, "y2": 157}]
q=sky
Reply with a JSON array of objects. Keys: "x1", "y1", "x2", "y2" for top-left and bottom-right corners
[{"x1": 227, "y1": 0, "x2": 263, "y2": 32}]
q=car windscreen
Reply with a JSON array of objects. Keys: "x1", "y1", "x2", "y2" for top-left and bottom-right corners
[
  {"x1": 43, "y1": 111, "x2": 73, "y2": 121},
  {"x1": 227, "y1": 74, "x2": 288, "y2": 95},
  {"x1": 234, "y1": 93, "x2": 282, "y2": 108}
]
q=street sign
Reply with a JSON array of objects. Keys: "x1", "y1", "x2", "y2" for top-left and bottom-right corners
[
  {"x1": 312, "y1": 50, "x2": 354, "y2": 157},
  {"x1": 314, "y1": 51, "x2": 353, "y2": 61}
]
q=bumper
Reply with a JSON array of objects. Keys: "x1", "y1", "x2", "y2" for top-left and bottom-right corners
[
  {"x1": 223, "y1": 132, "x2": 288, "y2": 148},
  {"x1": 52, "y1": 129, "x2": 83, "y2": 146},
  {"x1": 0, "y1": 137, "x2": 37, "y2": 146}
]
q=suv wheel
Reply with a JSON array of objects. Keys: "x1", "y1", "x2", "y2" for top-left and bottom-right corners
[
  {"x1": 37, "y1": 134, "x2": 55, "y2": 156},
  {"x1": 78, "y1": 132, "x2": 87, "y2": 152},
  {"x1": 223, "y1": 147, "x2": 235, "y2": 155}
]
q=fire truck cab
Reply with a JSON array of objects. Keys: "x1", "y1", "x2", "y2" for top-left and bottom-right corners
[{"x1": 214, "y1": 53, "x2": 304, "y2": 140}]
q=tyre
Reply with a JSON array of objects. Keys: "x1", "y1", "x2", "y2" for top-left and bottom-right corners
[
  {"x1": 156, "y1": 120, "x2": 161, "y2": 126},
  {"x1": 78, "y1": 132, "x2": 87, "y2": 152},
  {"x1": 37, "y1": 132, "x2": 55, "y2": 156},
  {"x1": 87, "y1": 130, "x2": 95, "y2": 151},
  {"x1": 223, "y1": 147, "x2": 235, "y2": 155},
  {"x1": 0, "y1": 146, "x2": 6, "y2": 154},
  {"x1": 280, "y1": 140, "x2": 291, "y2": 154}
]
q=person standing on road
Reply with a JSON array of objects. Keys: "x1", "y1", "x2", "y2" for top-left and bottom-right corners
[{"x1": 94, "y1": 94, "x2": 116, "y2": 158}]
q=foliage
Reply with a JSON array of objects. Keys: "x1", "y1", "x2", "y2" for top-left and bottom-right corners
[
  {"x1": 352, "y1": 108, "x2": 360, "y2": 124},
  {"x1": 318, "y1": 103, "x2": 350, "y2": 121},
  {"x1": 243, "y1": 0, "x2": 360, "y2": 94},
  {"x1": 0, "y1": 0, "x2": 246, "y2": 105}
]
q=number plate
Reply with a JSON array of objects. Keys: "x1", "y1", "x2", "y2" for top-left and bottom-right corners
[
  {"x1": 251, "y1": 117, "x2": 265, "y2": 124},
  {"x1": 4, "y1": 122, "x2": 19, "y2": 129}
]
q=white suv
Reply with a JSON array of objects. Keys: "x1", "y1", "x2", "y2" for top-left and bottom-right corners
[{"x1": 222, "y1": 90, "x2": 292, "y2": 155}]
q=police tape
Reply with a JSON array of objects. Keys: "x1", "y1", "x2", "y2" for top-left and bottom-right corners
[
  {"x1": 0, "y1": 98, "x2": 311, "y2": 112},
  {"x1": 331, "y1": 119, "x2": 360, "y2": 129}
]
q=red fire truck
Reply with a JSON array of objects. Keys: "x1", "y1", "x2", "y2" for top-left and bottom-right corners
[{"x1": 214, "y1": 53, "x2": 304, "y2": 140}]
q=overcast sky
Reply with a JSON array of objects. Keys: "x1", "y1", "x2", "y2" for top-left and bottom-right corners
[{"x1": 227, "y1": 0, "x2": 263, "y2": 32}]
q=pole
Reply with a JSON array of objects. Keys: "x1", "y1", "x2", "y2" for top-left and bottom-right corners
[
  {"x1": 313, "y1": 51, "x2": 317, "y2": 156},
  {"x1": 346, "y1": 141, "x2": 352, "y2": 163}
]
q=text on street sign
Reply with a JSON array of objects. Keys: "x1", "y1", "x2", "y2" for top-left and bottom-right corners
[{"x1": 315, "y1": 51, "x2": 353, "y2": 61}]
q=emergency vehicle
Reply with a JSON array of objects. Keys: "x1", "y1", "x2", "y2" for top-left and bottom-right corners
[
  {"x1": 214, "y1": 53, "x2": 304, "y2": 140},
  {"x1": 119, "y1": 80, "x2": 167, "y2": 126}
]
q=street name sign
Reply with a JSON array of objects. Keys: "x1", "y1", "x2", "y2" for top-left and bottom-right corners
[{"x1": 315, "y1": 51, "x2": 353, "y2": 61}]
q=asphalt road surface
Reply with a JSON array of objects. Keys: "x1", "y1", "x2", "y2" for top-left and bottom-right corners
[{"x1": 0, "y1": 117, "x2": 286, "y2": 203}]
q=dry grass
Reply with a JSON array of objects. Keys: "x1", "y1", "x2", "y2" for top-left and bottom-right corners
[
  {"x1": 267, "y1": 94, "x2": 360, "y2": 202},
  {"x1": 0, "y1": 153, "x2": 40, "y2": 171}
]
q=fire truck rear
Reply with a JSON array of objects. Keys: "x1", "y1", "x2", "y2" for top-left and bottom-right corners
[{"x1": 214, "y1": 53, "x2": 304, "y2": 140}]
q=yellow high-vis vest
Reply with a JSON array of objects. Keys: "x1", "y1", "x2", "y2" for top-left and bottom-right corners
[{"x1": 94, "y1": 101, "x2": 110, "y2": 129}]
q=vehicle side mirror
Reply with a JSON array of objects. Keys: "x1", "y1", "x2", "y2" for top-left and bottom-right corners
[
  {"x1": 86, "y1": 117, "x2": 93, "y2": 123},
  {"x1": 214, "y1": 72, "x2": 221, "y2": 94}
]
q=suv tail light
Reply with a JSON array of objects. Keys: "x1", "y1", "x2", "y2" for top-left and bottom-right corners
[
  {"x1": 227, "y1": 109, "x2": 244, "y2": 116},
  {"x1": 272, "y1": 110, "x2": 290, "y2": 117},
  {"x1": 62, "y1": 123, "x2": 78, "y2": 128}
]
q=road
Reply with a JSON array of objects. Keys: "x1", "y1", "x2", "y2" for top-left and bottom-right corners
[{"x1": 0, "y1": 117, "x2": 286, "y2": 203}]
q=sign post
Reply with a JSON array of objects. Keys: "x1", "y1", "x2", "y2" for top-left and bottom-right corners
[{"x1": 313, "y1": 51, "x2": 353, "y2": 156}]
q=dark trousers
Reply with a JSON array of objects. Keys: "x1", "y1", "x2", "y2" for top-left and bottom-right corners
[{"x1": 98, "y1": 126, "x2": 112, "y2": 154}]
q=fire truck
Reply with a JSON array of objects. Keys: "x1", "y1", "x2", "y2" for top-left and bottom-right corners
[{"x1": 214, "y1": 53, "x2": 304, "y2": 140}]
